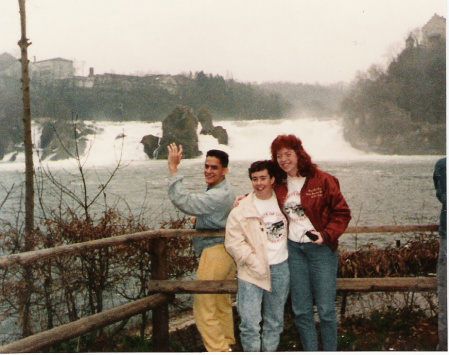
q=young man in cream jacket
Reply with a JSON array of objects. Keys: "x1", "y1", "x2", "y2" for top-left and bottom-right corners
[{"x1": 225, "y1": 160, "x2": 289, "y2": 352}]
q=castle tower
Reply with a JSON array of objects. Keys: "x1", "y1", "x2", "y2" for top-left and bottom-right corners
[{"x1": 422, "y1": 14, "x2": 446, "y2": 46}]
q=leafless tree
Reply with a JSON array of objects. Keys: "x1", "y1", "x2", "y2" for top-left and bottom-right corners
[{"x1": 17, "y1": 0, "x2": 34, "y2": 337}]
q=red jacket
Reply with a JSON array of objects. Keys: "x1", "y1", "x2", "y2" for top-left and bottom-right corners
[{"x1": 274, "y1": 169, "x2": 351, "y2": 251}]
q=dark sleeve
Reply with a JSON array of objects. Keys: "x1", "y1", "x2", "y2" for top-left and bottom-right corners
[
  {"x1": 321, "y1": 175, "x2": 351, "y2": 246},
  {"x1": 434, "y1": 158, "x2": 447, "y2": 205}
]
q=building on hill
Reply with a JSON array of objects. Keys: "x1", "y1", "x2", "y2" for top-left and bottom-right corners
[
  {"x1": 0, "y1": 53, "x2": 74, "y2": 81},
  {"x1": 33, "y1": 57, "x2": 75, "y2": 80},
  {"x1": 422, "y1": 14, "x2": 446, "y2": 46},
  {"x1": 405, "y1": 34, "x2": 416, "y2": 49},
  {"x1": 0, "y1": 52, "x2": 40, "y2": 79},
  {"x1": 0, "y1": 52, "x2": 20, "y2": 76},
  {"x1": 0, "y1": 52, "x2": 186, "y2": 94}
]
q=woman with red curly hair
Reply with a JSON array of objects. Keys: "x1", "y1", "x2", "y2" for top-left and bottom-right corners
[{"x1": 270, "y1": 134, "x2": 351, "y2": 351}]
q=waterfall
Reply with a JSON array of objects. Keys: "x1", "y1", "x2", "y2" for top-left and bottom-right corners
[
  {"x1": 2, "y1": 116, "x2": 433, "y2": 172},
  {"x1": 207, "y1": 118, "x2": 367, "y2": 161}
]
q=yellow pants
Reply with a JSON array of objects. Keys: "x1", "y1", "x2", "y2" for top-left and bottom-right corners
[{"x1": 193, "y1": 244, "x2": 237, "y2": 352}]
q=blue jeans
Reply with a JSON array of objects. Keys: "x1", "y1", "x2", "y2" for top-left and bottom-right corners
[
  {"x1": 288, "y1": 240, "x2": 338, "y2": 351},
  {"x1": 237, "y1": 261, "x2": 290, "y2": 352},
  {"x1": 438, "y1": 238, "x2": 447, "y2": 351}
]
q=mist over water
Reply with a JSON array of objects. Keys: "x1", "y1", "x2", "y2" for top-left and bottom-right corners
[{"x1": 218, "y1": 118, "x2": 366, "y2": 161}]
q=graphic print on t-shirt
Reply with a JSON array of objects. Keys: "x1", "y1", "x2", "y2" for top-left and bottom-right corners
[
  {"x1": 261, "y1": 211, "x2": 287, "y2": 243},
  {"x1": 284, "y1": 191, "x2": 308, "y2": 222}
]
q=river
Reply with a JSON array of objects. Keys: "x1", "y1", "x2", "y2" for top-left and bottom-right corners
[{"x1": 0, "y1": 117, "x2": 443, "y2": 251}]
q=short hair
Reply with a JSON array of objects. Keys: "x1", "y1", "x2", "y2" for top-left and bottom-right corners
[
  {"x1": 206, "y1": 149, "x2": 229, "y2": 168},
  {"x1": 248, "y1": 160, "x2": 277, "y2": 179}
]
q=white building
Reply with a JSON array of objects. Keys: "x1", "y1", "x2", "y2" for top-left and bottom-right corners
[{"x1": 33, "y1": 57, "x2": 75, "y2": 80}]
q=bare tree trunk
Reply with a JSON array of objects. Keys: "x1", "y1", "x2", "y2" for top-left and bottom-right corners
[{"x1": 18, "y1": 0, "x2": 34, "y2": 338}]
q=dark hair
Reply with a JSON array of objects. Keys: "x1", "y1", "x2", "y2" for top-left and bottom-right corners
[
  {"x1": 270, "y1": 134, "x2": 317, "y2": 179},
  {"x1": 248, "y1": 160, "x2": 278, "y2": 179},
  {"x1": 206, "y1": 149, "x2": 229, "y2": 168}
]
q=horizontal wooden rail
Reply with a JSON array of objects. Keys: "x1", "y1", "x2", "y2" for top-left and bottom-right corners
[
  {"x1": 148, "y1": 277, "x2": 437, "y2": 294},
  {"x1": 149, "y1": 280, "x2": 238, "y2": 294},
  {"x1": 0, "y1": 225, "x2": 438, "y2": 353},
  {"x1": 0, "y1": 229, "x2": 224, "y2": 269},
  {"x1": 0, "y1": 293, "x2": 171, "y2": 353},
  {"x1": 345, "y1": 224, "x2": 438, "y2": 234},
  {"x1": 337, "y1": 277, "x2": 437, "y2": 292},
  {"x1": 0, "y1": 225, "x2": 438, "y2": 269},
  {"x1": 0, "y1": 277, "x2": 436, "y2": 353}
]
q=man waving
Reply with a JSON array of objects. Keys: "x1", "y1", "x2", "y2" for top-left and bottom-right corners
[{"x1": 167, "y1": 143, "x2": 236, "y2": 352}]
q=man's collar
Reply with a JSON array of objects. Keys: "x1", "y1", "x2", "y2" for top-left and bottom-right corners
[{"x1": 207, "y1": 177, "x2": 226, "y2": 190}]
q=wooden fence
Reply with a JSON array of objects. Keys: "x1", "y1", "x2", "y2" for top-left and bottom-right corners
[{"x1": 0, "y1": 224, "x2": 439, "y2": 353}]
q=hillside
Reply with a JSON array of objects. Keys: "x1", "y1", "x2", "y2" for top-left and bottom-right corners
[
  {"x1": 341, "y1": 38, "x2": 445, "y2": 155},
  {"x1": 0, "y1": 69, "x2": 344, "y2": 160}
]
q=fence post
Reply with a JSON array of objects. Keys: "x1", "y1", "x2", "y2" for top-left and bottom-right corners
[{"x1": 151, "y1": 237, "x2": 170, "y2": 351}]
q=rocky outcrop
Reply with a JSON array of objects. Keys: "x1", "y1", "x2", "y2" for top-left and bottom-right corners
[
  {"x1": 0, "y1": 116, "x2": 22, "y2": 161},
  {"x1": 156, "y1": 106, "x2": 201, "y2": 159},
  {"x1": 140, "y1": 135, "x2": 160, "y2": 159},
  {"x1": 38, "y1": 120, "x2": 99, "y2": 160},
  {"x1": 198, "y1": 107, "x2": 228, "y2": 145},
  {"x1": 198, "y1": 107, "x2": 214, "y2": 135},
  {"x1": 210, "y1": 125, "x2": 228, "y2": 145},
  {"x1": 140, "y1": 106, "x2": 229, "y2": 160},
  {"x1": 0, "y1": 118, "x2": 101, "y2": 162}
]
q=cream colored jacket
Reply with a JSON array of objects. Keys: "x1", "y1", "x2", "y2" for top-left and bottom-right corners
[{"x1": 225, "y1": 192, "x2": 272, "y2": 291}]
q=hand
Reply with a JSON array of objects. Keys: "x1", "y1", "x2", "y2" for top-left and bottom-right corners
[
  {"x1": 168, "y1": 143, "x2": 183, "y2": 175},
  {"x1": 310, "y1": 231, "x2": 324, "y2": 246},
  {"x1": 233, "y1": 194, "x2": 247, "y2": 207}
]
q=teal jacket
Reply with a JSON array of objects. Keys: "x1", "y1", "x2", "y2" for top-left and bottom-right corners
[{"x1": 168, "y1": 174, "x2": 236, "y2": 256}]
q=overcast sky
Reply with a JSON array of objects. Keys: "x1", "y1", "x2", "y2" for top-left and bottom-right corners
[{"x1": 1, "y1": 0, "x2": 446, "y2": 84}]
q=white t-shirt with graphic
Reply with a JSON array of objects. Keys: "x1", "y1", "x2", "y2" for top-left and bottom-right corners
[
  {"x1": 283, "y1": 176, "x2": 315, "y2": 243},
  {"x1": 253, "y1": 193, "x2": 288, "y2": 265}
]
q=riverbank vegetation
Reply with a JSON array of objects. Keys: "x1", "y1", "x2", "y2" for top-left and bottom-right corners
[
  {"x1": 45, "y1": 300, "x2": 439, "y2": 351},
  {"x1": 0, "y1": 201, "x2": 439, "y2": 350},
  {"x1": 341, "y1": 38, "x2": 445, "y2": 155},
  {"x1": 0, "y1": 70, "x2": 289, "y2": 127}
]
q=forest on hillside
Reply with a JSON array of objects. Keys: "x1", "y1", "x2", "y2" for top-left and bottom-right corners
[
  {"x1": 0, "y1": 71, "x2": 345, "y2": 160},
  {"x1": 1, "y1": 71, "x2": 288, "y2": 123},
  {"x1": 341, "y1": 39, "x2": 446, "y2": 155}
]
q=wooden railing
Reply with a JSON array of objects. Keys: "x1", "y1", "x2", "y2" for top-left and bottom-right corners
[{"x1": 0, "y1": 224, "x2": 439, "y2": 353}]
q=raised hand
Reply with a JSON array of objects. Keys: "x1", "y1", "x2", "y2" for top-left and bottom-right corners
[{"x1": 167, "y1": 143, "x2": 183, "y2": 175}]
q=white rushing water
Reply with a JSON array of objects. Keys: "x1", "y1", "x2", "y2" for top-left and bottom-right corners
[
  {"x1": 2, "y1": 116, "x2": 438, "y2": 173},
  {"x1": 0, "y1": 117, "x2": 383, "y2": 172},
  {"x1": 201, "y1": 118, "x2": 372, "y2": 162}
]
